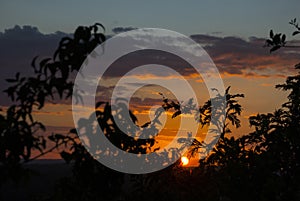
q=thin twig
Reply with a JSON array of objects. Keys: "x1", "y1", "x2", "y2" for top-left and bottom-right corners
[
  {"x1": 22, "y1": 141, "x2": 65, "y2": 164},
  {"x1": 284, "y1": 45, "x2": 300, "y2": 48}
]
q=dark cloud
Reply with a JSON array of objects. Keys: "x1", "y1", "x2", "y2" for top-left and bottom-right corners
[
  {"x1": 210, "y1": 31, "x2": 223, "y2": 35},
  {"x1": 192, "y1": 34, "x2": 300, "y2": 76},
  {"x1": 112, "y1": 26, "x2": 138, "y2": 34},
  {"x1": 95, "y1": 85, "x2": 168, "y2": 112},
  {"x1": 190, "y1": 34, "x2": 222, "y2": 45},
  {"x1": 100, "y1": 34, "x2": 300, "y2": 78},
  {"x1": 101, "y1": 49, "x2": 196, "y2": 78},
  {"x1": 1, "y1": 25, "x2": 299, "y2": 106}
]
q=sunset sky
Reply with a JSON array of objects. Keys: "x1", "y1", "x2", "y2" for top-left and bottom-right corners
[{"x1": 1, "y1": 1, "x2": 300, "y2": 163}]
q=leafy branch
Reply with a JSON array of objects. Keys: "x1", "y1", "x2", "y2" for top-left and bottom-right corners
[{"x1": 265, "y1": 18, "x2": 300, "y2": 52}]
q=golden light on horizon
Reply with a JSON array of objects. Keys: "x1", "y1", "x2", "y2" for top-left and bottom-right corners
[{"x1": 181, "y1": 156, "x2": 189, "y2": 166}]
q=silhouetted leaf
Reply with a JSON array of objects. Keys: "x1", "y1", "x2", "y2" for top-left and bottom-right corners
[
  {"x1": 94, "y1": 23, "x2": 105, "y2": 32},
  {"x1": 5, "y1": 78, "x2": 16, "y2": 83},
  {"x1": 48, "y1": 134, "x2": 55, "y2": 142},
  {"x1": 266, "y1": 39, "x2": 273, "y2": 45},
  {"x1": 270, "y1": 30, "x2": 274, "y2": 38},
  {"x1": 60, "y1": 151, "x2": 72, "y2": 163},
  {"x1": 31, "y1": 56, "x2": 38, "y2": 67},
  {"x1": 152, "y1": 147, "x2": 160, "y2": 152},
  {"x1": 37, "y1": 92, "x2": 45, "y2": 109},
  {"x1": 292, "y1": 31, "x2": 300, "y2": 36},
  {"x1": 41, "y1": 138, "x2": 46, "y2": 149},
  {"x1": 69, "y1": 128, "x2": 77, "y2": 134},
  {"x1": 281, "y1": 34, "x2": 286, "y2": 42},
  {"x1": 141, "y1": 122, "x2": 151, "y2": 128},
  {"x1": 270, "y1": 45, "x2": 281, "y2": 52},
  {"x1": 40, "y1": 58, "x2": 51, "y2": 68},
  {"x1": 172, "y1": 110, "x2": 181, "y2": 118},
  {"x1": 96, "y1": 101, "x2": 105, "y2": 108},
  {"x1": 273, "y1": 34, "x2": 281, "y2": 44}
]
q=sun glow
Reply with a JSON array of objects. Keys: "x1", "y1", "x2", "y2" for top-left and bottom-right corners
[{"x1": 181, "y1": 156, "x2": 189, "y2": 166}]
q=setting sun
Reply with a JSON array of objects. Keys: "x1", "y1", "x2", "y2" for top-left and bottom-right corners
[{"x1": 181, "y1": 156, "x2": 189, "y2": 166}]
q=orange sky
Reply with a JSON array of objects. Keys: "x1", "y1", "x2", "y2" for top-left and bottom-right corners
[
  {"x1": 1, "y1": 25, "x2": 299, "y2": 168},
  {"x1": 26, "y1": 68, "x2": 293, "y2": 167}
]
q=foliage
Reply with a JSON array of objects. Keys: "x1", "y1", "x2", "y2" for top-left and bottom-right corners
[
  {"x1": 0, "y1": 23, "x2": 106, "y2": 184},
  {"x1": 1, "y1": 18, "x2": 300, "y2": 201},
  {"x1": 265, "y1": 18, "x2": 300, "y2": 52}
]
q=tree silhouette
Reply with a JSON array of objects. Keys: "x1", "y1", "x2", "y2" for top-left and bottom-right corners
[
  {"x1": 166, "y1": 86, "x2": 244, "y2": 161},
  {"x1": 1, "y1": 19, "x2": 300, "y2": 201},
  {"x1": 135, "y1": 19, "x2": 300, "y2": 201},
  {"x1": 1, "y1": 23, "x2": 194, "y2": 200},
  {"x1": 0, "y1": 23, "x2": 106, "y2": 187}
]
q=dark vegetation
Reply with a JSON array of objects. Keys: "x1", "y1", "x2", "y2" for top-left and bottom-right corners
[{"x1": 0, "y1": 19, "x2": 300, "y2": 201}]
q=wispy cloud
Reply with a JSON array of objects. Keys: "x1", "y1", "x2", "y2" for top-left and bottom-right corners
[
  {"x1": 192, "y1": 35, "x2": 300, "y2": 76},
  {"x1": 112, "y1": 26, "x2": 138, "y2": 34}
]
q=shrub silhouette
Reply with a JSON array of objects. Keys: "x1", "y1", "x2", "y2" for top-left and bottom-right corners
[
  {"x1": 0, "y1": 23, "x2": 106, "y2": 188},
  {"x1": 1, "y1": 19, "x2": 300, "y2": 201}
]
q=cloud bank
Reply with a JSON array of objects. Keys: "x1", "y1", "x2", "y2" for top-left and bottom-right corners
[{"x1": 1, "y1": 25, "x2": 299, "y2": 106}]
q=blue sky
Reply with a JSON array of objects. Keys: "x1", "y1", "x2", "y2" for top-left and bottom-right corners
[{"x1": 1, "y1": 0, "x2": 299, "y2": 37}]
